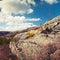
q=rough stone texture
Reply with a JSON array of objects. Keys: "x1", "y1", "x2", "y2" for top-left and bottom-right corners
[
  {"x1": 9, "y1": 16, "x2": 60, "y2": 60},
  {"x1": 50, "y1": 50, "x2": 60, "y2": 60},
  {"x1": 0, "y1": 44, "x2": 18, "y2": 60},
  {"x1": 0, "y1": 44, "x2": 10, "y2": 60}
]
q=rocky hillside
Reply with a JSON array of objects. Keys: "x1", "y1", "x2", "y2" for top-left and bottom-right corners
[
  {"x1": 0, "y1": 16, "x2": 60, "y2": 60},
  {"x1": 9, "y1": 16, "x2": 60, "y2": 60}
]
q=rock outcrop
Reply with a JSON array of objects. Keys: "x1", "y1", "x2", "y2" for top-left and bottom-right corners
[
  {"x1": 10, "y1": 16, "x2": 60, "y2": 60},
  {"x1": 0, "y1": 44, "x2": 18, "y2": 60}
]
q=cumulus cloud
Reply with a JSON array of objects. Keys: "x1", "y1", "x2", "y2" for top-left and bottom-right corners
[
  {"x1": 41, "y1": 0, "x2": 58, "y2": 4},
  {"x1": 0, "y1": 0, "x2": 41, "y2": 31},
  {"x1": 0, "y1": 13, "x2": 41, "y2": 31},
  {"x1": 0, "y1": 0, "x2": 35, "y2": 14},
  {"x1": 2, "y1": 23, "x2": 36, "y2": 31}
]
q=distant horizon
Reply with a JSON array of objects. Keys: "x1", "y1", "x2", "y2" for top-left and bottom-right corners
[{"x1": 0, "y1": 0, "x2": 60, "y2": 31}]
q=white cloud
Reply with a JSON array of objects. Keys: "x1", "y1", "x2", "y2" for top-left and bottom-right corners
[
  {"x1": 19, "y1": 0, "x2": 35, "y2": 5},
  {"x1": 3, "y1": 23, "x2": 36, "y2": 31},
  {"x1": 0, "y1": 0, "x2": 41, "y2": 31},
  {"x1": 27, "y1": 9, "x2": 34, "y2": 14},
  {"x1": 0, "y1": 0, "x2": 35, "y2": 14},
  {"x1": 0, "y1": 13, "x2": 41, "y2": 31},
  {"x1": 27, "y1": 18, "x2": 41, "y2": 21},
  {"x1": 41, "y1": 0, "x2": 58, "y2": 4}
]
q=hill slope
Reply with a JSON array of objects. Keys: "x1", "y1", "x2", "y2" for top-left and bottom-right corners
[{"x1": 9, "y1": 16, "x2": 60, "y2": 60}]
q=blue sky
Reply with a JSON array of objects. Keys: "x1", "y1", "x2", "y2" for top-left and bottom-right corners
[
  {"x1": 25, "y1": 0, "x2": 60, "y2": 24},
  {"x1": 0, "y1": 0, "x2": 60, "y2": 31}
]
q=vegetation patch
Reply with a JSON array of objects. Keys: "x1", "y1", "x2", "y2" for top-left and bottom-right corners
[
  {"x1": 0, "y1": 37, "x2": 12, "y2": 45},
  {"x1": 27, "y1": 30, "x2": 38, "y2": 37}
]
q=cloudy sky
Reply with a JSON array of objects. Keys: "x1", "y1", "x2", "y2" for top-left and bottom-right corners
[{"x1": 0, "y1": 0, "x2": 60, "y2": 31}]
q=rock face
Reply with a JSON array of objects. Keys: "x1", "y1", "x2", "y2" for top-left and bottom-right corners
[
  {"x1": 0, "y1": 44, "x2": 18, "y2": 60},
  {"x1": 9, "y1": 16, "x2": 60, "y2": 60}
]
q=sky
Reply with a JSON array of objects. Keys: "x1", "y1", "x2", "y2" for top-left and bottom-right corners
[{"x1": 0, "y1": 0, "x2": 60, "y2": 31}]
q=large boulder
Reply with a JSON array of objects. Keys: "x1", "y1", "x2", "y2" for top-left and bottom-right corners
[{"x1": 9, "y1": 16, "x2": 60, "y2": 60}]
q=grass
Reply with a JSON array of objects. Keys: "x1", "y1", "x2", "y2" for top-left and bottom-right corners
[{"x1": 27, "y1": 30, "x2": 38, "y2": 37}]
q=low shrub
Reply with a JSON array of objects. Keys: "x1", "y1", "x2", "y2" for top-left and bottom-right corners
[
  {"x1": 27, "y1": 30, "x2": 38, "y2": 37},
  {"x1": 0, "y1": 37, "x2": 11, "y2": 45}
]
